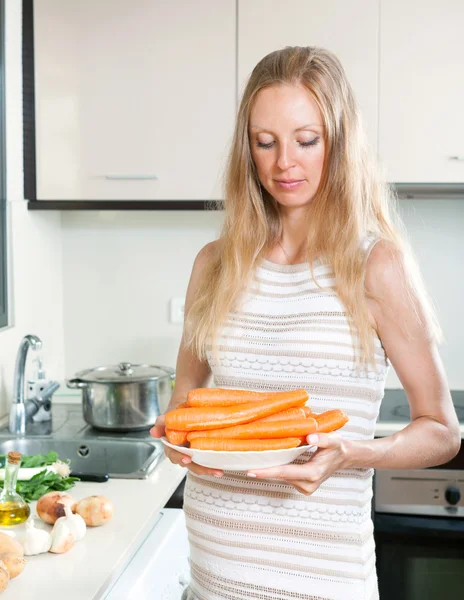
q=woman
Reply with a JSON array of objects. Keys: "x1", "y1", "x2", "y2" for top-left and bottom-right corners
[{"x1": 151, "y1": 46, "x2": 460, "y2": 600}]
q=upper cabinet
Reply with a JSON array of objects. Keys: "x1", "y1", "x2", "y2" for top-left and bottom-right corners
[
  {"x1": 238, "y1": 0, "x2": 380, "y2": 154},
  {"x1": 379, "y1": 0, "x2": 464, "y2": 183},
  {"x1": 34, "y1": 0, "x2": 236, "y2": 201}
]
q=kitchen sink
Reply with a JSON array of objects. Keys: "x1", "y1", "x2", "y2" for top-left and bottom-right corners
[{"x1": 0, "y1": 437, "x2": 163, "y2": 479}]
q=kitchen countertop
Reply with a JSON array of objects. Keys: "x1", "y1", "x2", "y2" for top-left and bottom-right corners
[
  {"x1": 0, "y1": 389, "x2": 461, "y2": 599},
  {"x1": 0, "y1": 456, "x2": 186, "y2": 600}
]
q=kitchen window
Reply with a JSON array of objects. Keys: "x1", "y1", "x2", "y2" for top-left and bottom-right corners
[{"x1": 0, "y1": 0, "x2": 7, "y2": 328}]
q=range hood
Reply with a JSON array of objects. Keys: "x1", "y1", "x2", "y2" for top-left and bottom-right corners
[{"x1": 394, "y1": 183, "x2": 464, "y2": 199}]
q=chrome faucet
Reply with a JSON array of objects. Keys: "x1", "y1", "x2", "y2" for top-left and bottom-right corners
[{"x1": 9, "y1": 335, "x2": 60, "y2": 435}]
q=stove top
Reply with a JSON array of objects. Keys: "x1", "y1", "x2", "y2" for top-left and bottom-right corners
[{"x1": 379, "y1": 389, "x2": 464, "y2": 424}]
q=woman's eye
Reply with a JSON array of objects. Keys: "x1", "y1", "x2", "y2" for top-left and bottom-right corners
[
  {"x1": 255, "y1": 136, "x2": 320, "y2": 150},
  {"x1": 256, "y1": 141, "x2": 274, "y2": 149}
]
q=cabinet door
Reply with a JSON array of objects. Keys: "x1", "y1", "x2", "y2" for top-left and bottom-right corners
[
  {"x1": 238, "y1": 0, "x2": 380, "y2": 153},
  {"x1": 34, "y1": 0, "x2": 235, "y2": 201},
  {"x1": 379, "y1": 0, "x2": 464, "y2": 183}
]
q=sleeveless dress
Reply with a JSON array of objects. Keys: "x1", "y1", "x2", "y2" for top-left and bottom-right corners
[{"x1": 182, "y1": 242, "x2": 389, "y2": 600}]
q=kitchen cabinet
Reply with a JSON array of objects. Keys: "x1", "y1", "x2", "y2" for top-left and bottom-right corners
[
  {"x1": 379, "y1": 0, "x2": 464, "y2": 183},
  {"x1": 238, "y1": 0, "x2": 380, "y2": 153},
  {"x1": 33, "y1": 0, "x2": 236, "y2": 201}
]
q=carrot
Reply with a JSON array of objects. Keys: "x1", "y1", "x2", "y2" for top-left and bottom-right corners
[
  {"x1": 314, "y1": 409, "x2": 349, "y2": 433},
  {"x1": 189, "y1": 437, "x2": 303, "y2": 451},
  {"x1": 257, "y1": 406, "x2": 311, "y2": 423},
  {"x1": 165, "y1": 429, "x2": 189, "y2": 445},
  {"x1": 186, "y1": 417, "x2": 318, "y2": 441},
  {"x1": 165, "y1": 392, "x2": 308, "y2": 431},
  {"x1": 187, "y1": 388, "x2": 308, "y2": 407},
  {"x1": 176, "y1": 401, "x2": 189, "y2": 409}
]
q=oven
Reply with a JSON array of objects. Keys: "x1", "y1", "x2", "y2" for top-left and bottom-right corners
[{"x1": 374, "y1": 390, "x2": 464, "y2": 599}]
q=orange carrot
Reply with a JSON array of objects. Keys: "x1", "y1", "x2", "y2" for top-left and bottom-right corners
[
  {"x1": 257, "y1": 406, "x2": 311, "y2": 423},
  {"x1": 176, "y1": 401, "x2": 189, "y2": 409},
  {"x1": 187, "y1": 388, "x2": 308, "y2": 407},
  {"x1": 314, "y1": 409, "x2": 349, "y2": 433},
  {"x1": 165, "y1": 392, "x2": 308, "y2": 431},
  {"x1": 186, "y1": 417, "x2": 318, "y2": 441},
  {"x1": 189, "y1": 437, "x2": 303, "y2": 451},
  {"x1": 165, "y1": 429, "x2": 189, "y2": 445}
]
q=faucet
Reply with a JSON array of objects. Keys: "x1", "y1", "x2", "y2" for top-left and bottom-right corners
[{"x1": 9, "y1": 335, "x2": 60, "y2": 435}]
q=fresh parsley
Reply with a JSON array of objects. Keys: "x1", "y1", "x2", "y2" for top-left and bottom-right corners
[{"x1": 0, "y1": 451, "x2": 80, "y2": 503}]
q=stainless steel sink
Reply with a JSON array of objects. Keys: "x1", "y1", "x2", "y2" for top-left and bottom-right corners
[{"x1": 0, "y1": 437, "x2": 163, "y2": 479}]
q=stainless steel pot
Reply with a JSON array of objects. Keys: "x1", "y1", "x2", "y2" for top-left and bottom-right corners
[{"x1": 66, "y1": 362, "x2": 175, "y2": 432}]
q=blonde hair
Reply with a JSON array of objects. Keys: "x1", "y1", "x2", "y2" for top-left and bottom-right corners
[{"x1": 186, "y1": 46, "x2": 441, "y2": 367}]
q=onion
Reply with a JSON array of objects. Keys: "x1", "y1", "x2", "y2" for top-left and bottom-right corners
[
  {"x1": 72, "y1": 495, "x2": 114, "y2": 527},
  {"x1": 0, "y1": 552, "x2": 26, "y2": 578},
  {"x1": 36, "y1": 491, "x2": 76, "y2": 525}
]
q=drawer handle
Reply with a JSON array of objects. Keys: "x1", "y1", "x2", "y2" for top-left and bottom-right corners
[
  {"x1": 104, "y1": 174, "x2": 159, "y2": 180},
  {"x1": 449, "y1": 156, "x2": 464, "y2": 162}
]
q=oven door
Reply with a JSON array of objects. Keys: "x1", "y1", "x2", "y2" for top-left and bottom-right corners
[{"x1": 374, "y1": 512, "x2": 464, "y2": 599}]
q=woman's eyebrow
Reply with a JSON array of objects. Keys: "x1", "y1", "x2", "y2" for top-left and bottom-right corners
[{"x1": 250, "y1": 123, "x2": 323, "y2": 133}]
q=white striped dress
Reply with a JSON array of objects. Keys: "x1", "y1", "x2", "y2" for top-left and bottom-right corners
[{"x1": 182, "y1": 245, "x2": 389, "y2": 600}]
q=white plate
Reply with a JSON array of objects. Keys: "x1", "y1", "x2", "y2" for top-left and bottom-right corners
[{"x1": 160, "y1": 437, "x2": 317, "y2": 471}]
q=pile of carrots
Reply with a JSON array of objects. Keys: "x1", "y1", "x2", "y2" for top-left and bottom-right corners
[{"x1": 164, "y1": 388, "x2": 349, "y2": 451}]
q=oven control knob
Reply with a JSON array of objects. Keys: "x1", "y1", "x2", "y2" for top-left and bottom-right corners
[{"x1": 445, "y1": 486, "x2": 461, "y2": 506}]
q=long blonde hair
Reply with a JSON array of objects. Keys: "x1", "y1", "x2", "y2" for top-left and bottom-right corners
[{"x1": 186, "y1": 46, "x2": 441, "y2": 367}]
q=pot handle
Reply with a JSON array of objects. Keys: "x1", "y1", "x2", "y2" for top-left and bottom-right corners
[{"x1": 66, "y1": 378, "x2": 89, "y2": 389}]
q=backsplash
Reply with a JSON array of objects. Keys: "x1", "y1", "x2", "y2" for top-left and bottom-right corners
[{"x1": 61, "y1": 199, "x2": 464, "y2": 390}]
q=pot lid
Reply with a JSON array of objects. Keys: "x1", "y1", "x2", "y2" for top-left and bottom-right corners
[{"x1": 75, "y1": 362, "x2": 175, "y2": 383}]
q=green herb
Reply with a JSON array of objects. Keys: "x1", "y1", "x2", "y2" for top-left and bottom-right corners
[
  {"x1": 0, "y1": 451, "x2": 80, "y2": 502},
  {"x1": 0, "y1": 450, "x2": 60, "y2": 469},
  {"x1": 0, "y1": 469, "x2": 80, "y2": 503}
]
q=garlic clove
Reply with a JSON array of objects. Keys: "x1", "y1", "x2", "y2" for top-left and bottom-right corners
[
  {"x1": 54, "y1": 502, "x2": 86, "y2": 542},
  {"x1": 49, "y1": 521, "x2": 74, "y2": 554}
]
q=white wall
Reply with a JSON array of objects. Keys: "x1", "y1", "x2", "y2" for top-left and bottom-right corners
[
  {"x1": 61, "y1": 210, "x2": 223, "y2": 378},
  {"x1": 61, "y1": 200, "x2": 464, "y2": 390},
  {"x1": 0, "y1": 0, "x2": 64, "y2": 416}
]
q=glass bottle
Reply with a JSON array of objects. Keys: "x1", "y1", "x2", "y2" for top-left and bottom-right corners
[{"x1": 0, "y1": 451, "x2": 31, "y2": 526}]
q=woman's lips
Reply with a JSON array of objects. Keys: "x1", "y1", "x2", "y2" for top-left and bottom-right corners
[{"x1": 275, "y1": 179, "x2": 305, "y2": 190}]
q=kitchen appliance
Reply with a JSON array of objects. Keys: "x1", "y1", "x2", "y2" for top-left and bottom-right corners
[
  {"x1": 103, "y1": 508, "x2": 190, "y2": 600},
  {"x1": 374, "y1": 389, "x2": 464, "y2": 599},
  {"x1": 67, "y1": 362, "x2": 175, "y2": 432}
]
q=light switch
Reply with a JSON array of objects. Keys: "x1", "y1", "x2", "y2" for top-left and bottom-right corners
[{"x1": 170, "y1": 297, "x2": 185, "y2": 324}]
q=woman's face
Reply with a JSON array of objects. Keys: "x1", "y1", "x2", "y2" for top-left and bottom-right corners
[{"x1": 249, "y1": 84, "x2": 325, "y2": 209}]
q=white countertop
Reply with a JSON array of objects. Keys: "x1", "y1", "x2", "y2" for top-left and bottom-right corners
[{"x1": 0, "y1": 457, "x2": 186, "y2": 600}]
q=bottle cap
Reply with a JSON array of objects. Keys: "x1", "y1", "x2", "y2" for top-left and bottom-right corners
[{"x1": 8, "y1": 452, "x2": 22, "y2": 465}]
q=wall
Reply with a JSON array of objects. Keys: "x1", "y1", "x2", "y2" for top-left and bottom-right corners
[
  {"x1": 0, "y1": 0, "x2": 64, "y2": 416},
  {"x1": 61, "y1": 210, "x2": 223, "y2": 378},
  {"x1": 61, "y1": 200, "x2": 464, "y2": 390}
]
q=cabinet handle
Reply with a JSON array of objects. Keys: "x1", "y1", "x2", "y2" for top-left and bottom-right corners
[
  {"x1": 449, "y1": 156, "x2": 464, "y2": 162},
  {"x1": 103, "y1": 175, "x2": 159, "y2": 180}
]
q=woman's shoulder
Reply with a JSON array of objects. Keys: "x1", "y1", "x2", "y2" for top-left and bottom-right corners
[
  {"x1": 364, "y1": 238, "x2": 406, "y2": 297},
  {"x1": 194, "y1": 240, "x2": 220, "y2": 267}
]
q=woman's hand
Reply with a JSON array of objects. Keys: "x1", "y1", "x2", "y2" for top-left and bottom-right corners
[
  {"x1": 246, "y1": 433, "x2": 349, "y2": 495},
  {"x1": 150, "y1": 414, "x2": 224, "y2": 478}
]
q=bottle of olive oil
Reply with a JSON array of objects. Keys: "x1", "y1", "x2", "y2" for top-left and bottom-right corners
[{"x1": 0, "y1": 451, "x2": 31, "y2": 526}]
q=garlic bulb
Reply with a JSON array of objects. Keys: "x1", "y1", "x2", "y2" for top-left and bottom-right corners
[
  {"x1": 49, "y1": 520, "x2": 74, "y2": 554},
  {"x1": 54, "y1": 502, "x2": 86, "y2": 542},
  {"x1": 72, "y1": 495, "x2": 114, "y2": 527},
  {"x1": 19, "y1": 518, "x2": 52, "y2": 556}
]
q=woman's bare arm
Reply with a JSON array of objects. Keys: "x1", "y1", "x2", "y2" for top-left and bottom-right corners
[{"x1": 345, "y1": 241, "x2": 461, "y2": 469}]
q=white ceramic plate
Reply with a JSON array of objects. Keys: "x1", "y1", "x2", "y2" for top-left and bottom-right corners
[{"x1": 161, "y1": 437, "x2": 317, "y2": 471}]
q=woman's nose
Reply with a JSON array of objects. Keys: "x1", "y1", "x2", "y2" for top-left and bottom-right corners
[{"x1": 276, "y1": 144, "x2": 296, "y2": 171}]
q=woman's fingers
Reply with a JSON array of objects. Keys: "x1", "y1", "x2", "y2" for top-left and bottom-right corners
[
  {"x1": 149, "y1": 414, "x2": 166, "y2": 438},
  {"x1": 164, "y1": 446, "x2": 223, "y2": 477}
]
